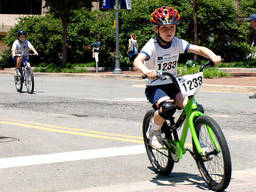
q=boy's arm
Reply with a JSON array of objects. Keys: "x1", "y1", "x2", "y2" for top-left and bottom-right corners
[
  {"x1": 12, "y1": 50, "x2": 16, "y2": 58},
  {"x1": 127, "y1": 39, "x2": 131, "y2": 53},
  {"x1": 11, "y1": 41, "x2": 17, "y2": 57},
  {"x1": 134, "y1": 53, "x2": 157, "y2": 79},
  {"x1": 30, "y1": 47, "x2": 38, "y2": 55},
  {"x1": 27, "y1": 41, "x2": 38, "y2": 55},
  {"x1": 188, "y1": 44, "x2": 221, "y2": 65}
]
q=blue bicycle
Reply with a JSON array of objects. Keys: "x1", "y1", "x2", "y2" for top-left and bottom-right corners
[{"x1": 14, "y1": 53, "x2": 35, "y2": 94}]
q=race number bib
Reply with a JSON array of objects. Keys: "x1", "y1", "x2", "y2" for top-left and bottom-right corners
[
  {"x1": 176, "y1": 72, "x2": 203, "y2": 96},
  {"x1": 157, "y1": 55, "x2": 178, "y2": 73}
]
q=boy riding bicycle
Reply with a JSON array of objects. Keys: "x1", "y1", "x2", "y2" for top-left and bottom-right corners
[
  {"x1": 134, "y1": 6, "x2": 221, "y2": 149},
  {"x1": 11, "y1": 30, "x2": 38, "y2": 76}
]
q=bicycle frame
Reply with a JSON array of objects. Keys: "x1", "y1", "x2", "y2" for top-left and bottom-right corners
[
  {"x1": 169, "y1": 96, "x2": 221, "y2": 161},
  {"x1": 179, "y1": 96, "x2": 203, "y2": 156}
]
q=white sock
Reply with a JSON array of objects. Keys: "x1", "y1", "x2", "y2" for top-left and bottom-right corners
[
  {"x1": 150, "y1": 119, "x2": 162, "y2": 131},
  {"x1": 15, "y1": 69, "x2": 19, "y2": 75}
]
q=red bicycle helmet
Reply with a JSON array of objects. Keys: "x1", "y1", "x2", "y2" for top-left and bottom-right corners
[{"x1": 150, "y1": 6, "x2": 180, "y2": 26}]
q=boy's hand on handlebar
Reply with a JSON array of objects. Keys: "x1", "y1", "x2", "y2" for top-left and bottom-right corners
[
  {"x1": 211, "y1": 55, "x2": 222, "y2": 66},
  {"x1": 145, "y1": 70, "x2": 157, "y2": 79}
]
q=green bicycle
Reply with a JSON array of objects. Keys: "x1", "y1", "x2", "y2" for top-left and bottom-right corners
[{"x1": 142, "y1": 61, "x2": 232, "y2": 192}]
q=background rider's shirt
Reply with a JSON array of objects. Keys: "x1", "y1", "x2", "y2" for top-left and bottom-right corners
[
  {"x1": 141, "y1": 37, "x2": 190, "y2": 86},
  {"x1": 11, "y1": 40, "x2": 34, "y2": 56}
]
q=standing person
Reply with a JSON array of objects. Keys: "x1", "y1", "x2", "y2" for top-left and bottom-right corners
[
  {"x1": 246, "y1": 14, "x2": 256, "y2": 99},
  {"x1": 92, "y1": 41, "x2": 101, "y2": 73},
  {"x1": 12, "y1": 30, "x2": 38, "y2": 76},
  {"x1": 134, "y1": 6, "x2": 221, "y2": 149},
  {"x1": 246, "y1": 14, "x2": 256, "y2": 58},
  {"x1": 127, "y1": 33, "x2": 138, "y2": 70}
]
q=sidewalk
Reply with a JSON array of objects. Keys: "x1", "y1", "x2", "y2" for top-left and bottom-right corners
[{"x1": 1, "y1": 68, "x2": 256, "y2": 93}]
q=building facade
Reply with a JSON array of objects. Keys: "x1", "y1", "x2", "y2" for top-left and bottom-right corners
[{"x1": 0, "y1": 0, "x2": 46, "y2": 35}]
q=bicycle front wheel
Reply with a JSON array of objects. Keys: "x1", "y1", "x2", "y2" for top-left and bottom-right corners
[
  {"x1": 142, "y1": 109, "x2": 174, "y2": 175},
  {"x1": 25, "y1": 67, "x2": 34, "y2": 94},
  {"x1": 14, "y1": 75, "x2": 23, "y2": 92},
  {"x1": 193, "y1": 116, "x2": 232, "y2": 192}
]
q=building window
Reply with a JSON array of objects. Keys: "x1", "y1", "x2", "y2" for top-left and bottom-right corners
[{"x1": 0, "y1": 0, "x2": 42, "y2": 14}]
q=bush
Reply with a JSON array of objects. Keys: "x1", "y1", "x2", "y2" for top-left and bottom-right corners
[
  {"x1": 0, "y1": 49, "x2": 13, "y2": 68},
  {"x1": 218, "y1": 60, "x2": 256, "y2": 68},
  {"x1": 0, "y1": 15, "x2": 63, "y2": 68},
  {"x1": 180, "y1": 65, "x2": 230, "y2": 78}
]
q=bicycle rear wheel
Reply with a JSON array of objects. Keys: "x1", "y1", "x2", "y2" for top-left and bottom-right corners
[
  {"x1": 193, "y1": 116, "x2": 232, "y2": 191},
  {"x1": 14, "y1": 74, "x2": 23, "y2": 92},
  {"x1": 142, "y1": 109, "x2": 174, "y2": 175},
  {"x1": 25, "y1": 67, "x2": 34, "y2": 94}
]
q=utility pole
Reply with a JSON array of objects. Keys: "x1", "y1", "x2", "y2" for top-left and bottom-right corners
[{"x1": 112, "y1": 0, "x2": 122, "y2": 74}]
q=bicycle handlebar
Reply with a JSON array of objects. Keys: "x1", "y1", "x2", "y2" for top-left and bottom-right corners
[
  {"x1": 199, "y1": 60, "x2": 214, "y2": 72},
  {"x1": 15, "y1": 53, "x2": 38, "y2": 57},
  {"x1": 142, "y1": 60, "x2": 215, "y2": 80}
]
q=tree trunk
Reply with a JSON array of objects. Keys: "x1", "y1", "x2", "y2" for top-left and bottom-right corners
[
  {"x1": 192, "y1": 0, "x2": 198, "y2": 61},
  {"x1": 61, "y1": 15, "x2": 68, "y2": 67}
]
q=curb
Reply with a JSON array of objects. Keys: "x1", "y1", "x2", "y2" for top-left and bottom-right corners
[
  {"x1": 202, "y1": 84, "x2": 256, "y2": 93},
  {"x1": 0, "y1": 70, "x2": 142, "y2": 79},
  {"x1": 218, "y1": 67, "x2": 256, "y2": 73}
]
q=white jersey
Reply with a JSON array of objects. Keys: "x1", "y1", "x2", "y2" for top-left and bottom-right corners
[
  {"x1": 11, "y1": 40, "x2": 34, "y2": 56},
  {"x1": 141, "y1": 37, "x2": 190, "y2": 86}
]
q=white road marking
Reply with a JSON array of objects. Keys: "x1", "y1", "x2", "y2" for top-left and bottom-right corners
[
  {"x1": 80, "y1": 97, "x2": 146, "y2": 103},
  {"x1": 123, "y1": 98, "x2": 146, "y2": 102},
  {"x1": 132, "y1": 84, "x2": 145, "y2": 88},
  {"x1": 0, "y1": 145, "x2": 145, "y2": 169}
]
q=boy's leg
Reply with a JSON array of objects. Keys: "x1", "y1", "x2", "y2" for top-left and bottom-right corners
[
  {"x1": 175, "y1": 92, "x2": 187, "y2": 109},
  {"x1": 146, "y1": 86, "x2": 176, "y2": 149},
  {"x1": 147, "y1": 98, "x2": 175, "y2": 149},
  {"x1": 175, "y1": 92, "x2": 204, "y2": 113},
  {"x1": 147, "y1": 110, "x2": 165, "y2": 149},
  {"x1": 15, "y1": 57, "x2": 22, "y2": 76}
]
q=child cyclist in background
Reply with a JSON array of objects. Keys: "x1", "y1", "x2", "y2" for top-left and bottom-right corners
[
  {"x1": 134, "y1": 6, "x2": 221, "y2": 149},
  {"x1": 12, "y1": 30, "x2": 38, "y2": 76}
]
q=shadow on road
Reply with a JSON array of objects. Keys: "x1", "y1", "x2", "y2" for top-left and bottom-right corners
[
  {"x1": 148, "y1": 167, "x2": 210, "y2": 191},
  {"x1": 0, "y1": 136, "x2": 19, "y2": 143}
]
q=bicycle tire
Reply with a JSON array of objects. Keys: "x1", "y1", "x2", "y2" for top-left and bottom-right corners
[
  {"x1": 193, "y1": 116, "x2": 232, "y2": 191},
  {"x1": 14, "y1": 74, "x2": 23, "y2": 93},
  {"x1": 142, "y1": 109, "x2": 174, "y2": 175},
  {"x1": 25, "y1": 68, "x2": 34, "y2": 94}
]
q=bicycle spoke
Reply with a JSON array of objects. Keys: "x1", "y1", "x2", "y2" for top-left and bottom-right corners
[
  {"x1": 24, "y1": 68, "x2": 34, "y2": 93},
  {"x1": 143, "y1": 110, "x2": 174, "y2": 175},
  {"x1": 199, "y1": 124, "x2": 225, "y2": 183}
]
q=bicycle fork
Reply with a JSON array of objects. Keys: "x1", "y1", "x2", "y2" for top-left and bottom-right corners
[
  {"x1": 184, "y1": 111, "x2": 220, "y2": 157},
  {"x1": 167, "y1": 101, "x2": 220, "y2": 162}
]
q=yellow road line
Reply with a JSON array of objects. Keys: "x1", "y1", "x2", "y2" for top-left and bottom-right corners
[
  {"x1": 13, "y1": 120, "x2": 143, "y2": 140},
  {"x1": 0, "y1": 120, "x2": 144, "y2": 144},
  {"x1": 0, "y1": 120, "x2": 193, "y2": 147}
]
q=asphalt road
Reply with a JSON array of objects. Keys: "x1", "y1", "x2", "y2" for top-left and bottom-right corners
[{"x1": 0, "y1": 73, "x2": 255, "y2": 192}]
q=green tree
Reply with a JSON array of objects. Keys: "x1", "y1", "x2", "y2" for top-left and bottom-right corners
[
  {"x1": 44, "y1": 0, "x2": 96, "y2": 66},
  {"x1": 0, "y1": 15, "x2": 62, "y2": 68},
  {"x1": 1, "y1": 0, "x2": 253, "y2": 69}
]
